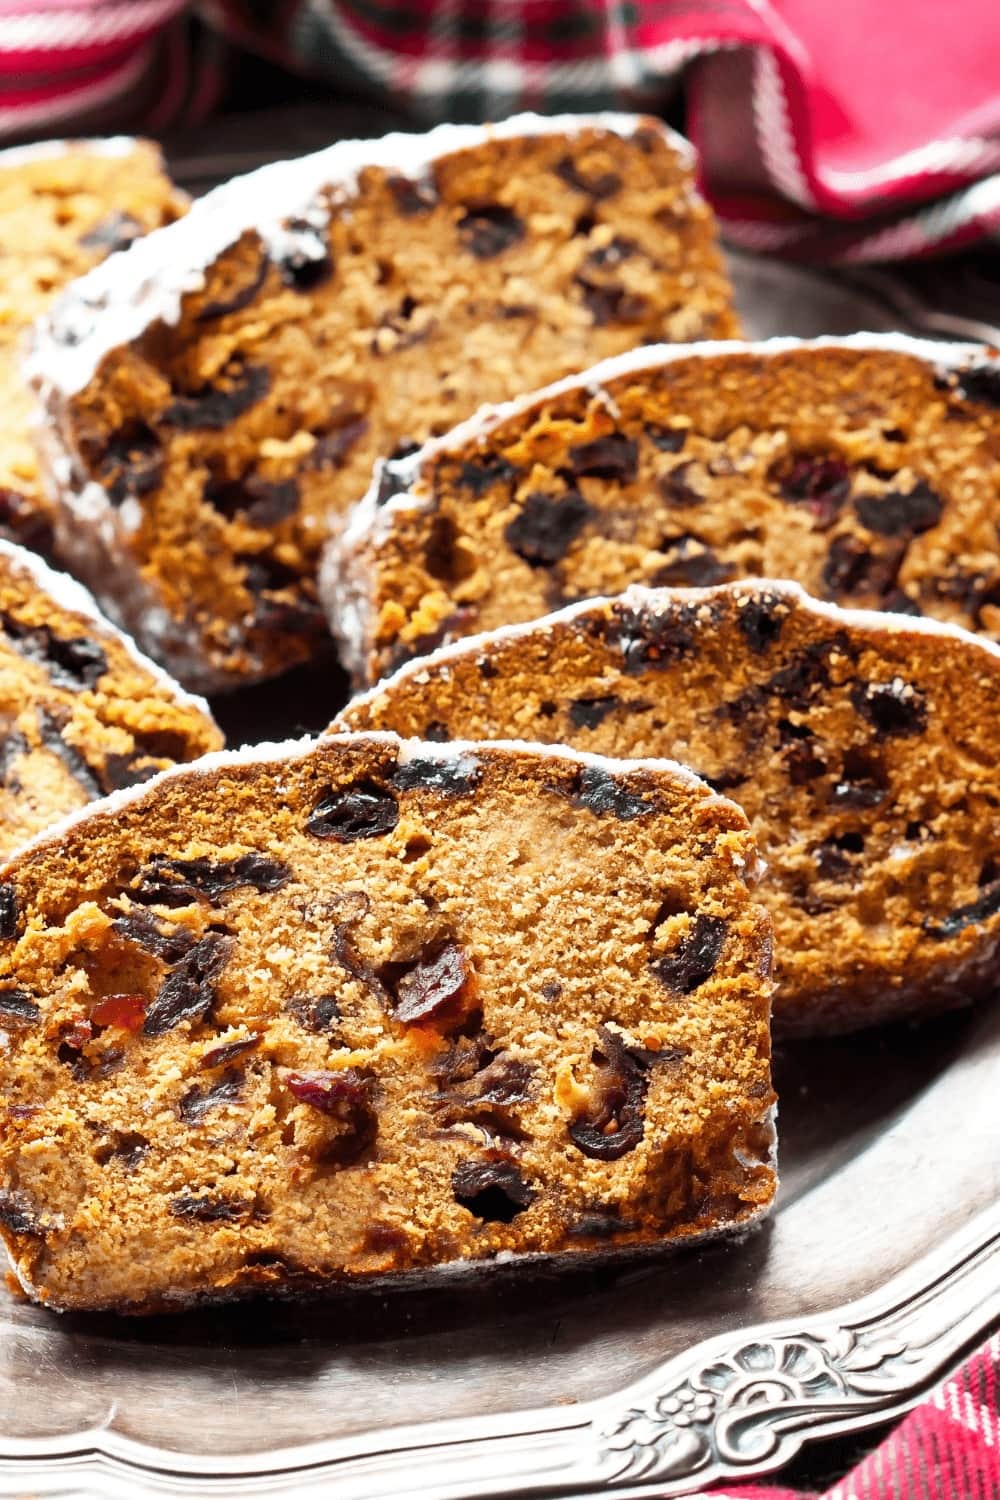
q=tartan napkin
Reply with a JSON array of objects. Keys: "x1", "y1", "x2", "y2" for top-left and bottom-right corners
[{"x1": 3, "y1": 1, "x2": 1000, "y2": 261}]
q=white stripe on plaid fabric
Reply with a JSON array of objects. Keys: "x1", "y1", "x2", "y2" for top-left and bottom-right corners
[
  {"x1": 0, "y1": 0, "x2": 185, "y2": 51},
  {"x1": 840, "y1": 173, "x2": 1000, "y2": 261},
  {"x1": 0, "y1": 41, "x2": 155, "y2": 137},
  {"x1": 825, "y1": 135, "x2": 1000, "y2": 194},
  {"x1": 751, "y1": 47, "x2": 815, "y2": 209}
]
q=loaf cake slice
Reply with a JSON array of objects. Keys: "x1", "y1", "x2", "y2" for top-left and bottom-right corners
[
  {"x1": 28, "y1": 114, "x2": 737, "y2": 692},
  {"x1": 336, "y1": 582, "x2": 1000, "y2": 1035},
  {"x1": 0, "y1": 733, "x2": 774, "y2": 1313},
  {"x1": 323, "y1": 334, "x2": 1000, "y2": 686},
  {"x1": 0, "y1": 540, "x2": 221, "y2": 857},
  {"x1": 0, "y1": 138, "x2": 186, "y2": 553}
]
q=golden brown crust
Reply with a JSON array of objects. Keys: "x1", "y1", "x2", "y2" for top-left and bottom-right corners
[{"x1": 0, "y1": 734, "x2": 773, "y2": 1313}]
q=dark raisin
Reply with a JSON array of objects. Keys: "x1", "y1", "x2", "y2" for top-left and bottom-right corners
[
  {"x1": 449, "y1": 1053, "x2": 535, "y2": 1106},
  {"x1": 456, "y1": 456, "x2": 516, "y2": 495},
  {"x1": 855, "y1": 480, "x2": 944, "y2": 537},
  {"x1": 206, "y1": 475, "x2": 300, "y2": 526},
  {"x1": 143, "y1": 933, "x2": 234, "y2": 1037},
  {"x1": 96, "y1": 1132, "x2": 148, "y2": 1170},
  {"x1": 283, "y1": 1068, "x2": 377, "y2": 1163},
  {"x1": 609, "y1": 601, "x2": 698, "y2": 672},
  {"x1": 111, "y1": 911, "x2": 197, "y2": 963},
  {"x1": 0, "y1": 1189, "x2": 41, "y2": 1235},
  {"x1": 925, "y1": 880, "x2": 1000, "y2": 938},
  {"x1": 568, "y1": 695, "x2": 620, "y2": 729},
  {"x1": 35, "y1": 708, "x2": 102, "y2": 797},
  {"x1": 773, "y1": 455, "x2": 851, "y2": 529},
  {"x1": 458, "y1": 204, "x2": 525, "y2": 258},
  {"x1": 387, "y1": 174, "x2": 439, "y2": 215},
  {"x1": 814, "y1": 835, "x2": 858, "y2": 882},
  {"x1": 306, "y1": 778, "x2": 399, "y2": 841},
  {"x1": 383, "y1": 941, "x2": 476, "y2": 1026},
  {"x1": 585, "y1": 236, "x2": 636, "y2": 268},
  {"x1": 196, "y1": 254, "x2": 270, "y2": 321},
  {"x1": 0, "y1": 885, "x2": 19, "y2": 942},
  {"x1": 393, "y1": 753, "x2": 480, "y2": 795},
  {"x1": 99, "y1": 752, "x2": 163, "y2": 792},
  {"x1": 272, "y1": 216, "x2": 333, "y2": 290},
  {"x1": 882, "y1": 588, "x2": 923, "y2": 616},
  {"x1": 737, "y1": 593, "x2": 786, "y2": 652},
  {"x1": 309, "y1": 417, "x2": 369, "y2": 468},
  {"x1": 567, "y1": 1209, "x2": 641, "y2": 1239},
  {"x1": 569, "y1": 766, "x2": 653, "y2": 822},
  {"x1": 424, "y1": 720, "x2": 451, "y2": 742},
  {"x1": 822, "y1": 534, "x2": 904, "y2": 599},
  {"x1": 90, "y1": 993, "x2": 146, "y2": 1030},
  {"x1": 179, "y1": 1070, "x2": 243, "y2": 1125},
  {"x1": 647, "y1": 425, "x2": 688, "y2": 453},
  {"x1": 568, "y1": 1026, "x2": 661, "y2": 1161},
  {"x1": 567, "y1": 433, "x2": 638, "y2": 481},
  {"x1": 331, "y1": 923, "x2": 392, "y2": 1008},
  {"x1": 828, "y1": 747, "x2": 886, "y2": 808},
  {"x1": 555, "y1": 156, "x2": 622, "y2": 199},
  {"x1": 80, "y1": 210, "x2": 143, "y2": 252},
  {"x1": 850, "y1": 679, "x2": 927, "y2": 737},
  {"x1": 96, "y1": 422, "x2": 164, "y2": 506},
  {"x1": 504, "y1": 491, "x2": 593, "y2": 566},
  {"x1": 576, "y1": 278, "x2": 648, "y2": 325},
  {"x1": 285, "y1": 994, "x2": 342, "y2": 1033},
  {"x1": 452, "y1": 1157, "x2": 535, "y2": 1221},
  {"x1": 783, "y1": 740, "x2": 827, "y2": 785},
  {"x1": 132, "y1": 853, "x2": 291, "y2": 907},
  {"x1": 656, "y1": 464, "x2": 704, "y2": 507},
  {"x1": 423, "y1": 514, "x2": 468, "y2": 584},
  {"x1": 169, "y1": 1192, "x2": 255, "y2": 1223},
  {"x1": 0, "y1": 988, "x2": 39, "y2": 1027},
  {"x1": 1, "y1": 614, "x2": 107, "y2": 691},
  {"x1": 651, "y1": 913, "x2": 726, "y2": 993},
  {"x1": 948, "y1": 364, "x2": 1000, "y2": 408},
  {"x1": 199, "y1": 1034, "x2": 261, "y2": 1070},
  {"x1": 653, "y1": 537, "x2": 730, "y2": 587},
  {"x1": 163, "y1": 363, "x2": 270, "y2": 430}
]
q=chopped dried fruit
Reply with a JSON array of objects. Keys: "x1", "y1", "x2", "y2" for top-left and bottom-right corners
[
  {"x1": 773, "y1": 455, "x2": 851, "y2": 528},
  {"x1": 91, "y1": 993, "x2": 146, "y2": 1031},
  {"x1": 850, "y1": 678, "x2": 927, "y2": 737},
  {"x1": 169, "y1": 1192, "x2": 255, "y2": 1223},
  {"x1": 272, "y1": 217, "x2": 333, "y2": 290},
  {"x1": 457, "y1": 204, "x2": 525, "y2": 258},
  {"x1": 392, "y1": 753, "x2": 480, "y2": 794},
  {"x1": 196, "y1": 255, "x2": 270, "y2": 321},
  {"x1": 80, "y1": 211, "x2": 143, "y2": 252},
  {"x1": 925, "y1": 880, "x2": 1000, "y2": 938},
  {"x1": 143, "y1": 933, "x2": 234, "y2": 1037},
  {"x1": 132, "y1": 853, "x2": 291, "y2": 907},
  {"x1": 737, "y1": 594, "x2": 786, "y2": 653},
  {"x1": 0, "y1": 1189, "x2": 41, "y2": 1236},
  {"x1": 568, "y1": 695, "x2": 620, "y2": 729},
  {"x1": 285, "y1": 993, "x2": 342, "y2": 1033},
  {"x1": 386, "y1": 941, "x2": 477, "y2": 1026},
  {"x1": 163, "y1": 363, "x2": 270, "y2": 430},
  {"x1": 567, "y1": 433, "x2": 638, "y2": 481},
  {"x1": 306, "y1": 779, "x2": 399, "y2": 841},
  {"x1": 179, "y1": 1070, "x2": 243, "y2": 1124},
  {"x1": 451, "y1": 1157, "x2": 535, "y2": 1221},
  {"x1": 97, "y1": 422, "x2": 164, "y2": 506},
  {"x1": 855, "y1": 480, "x2": 944, "y2": 537},
  {"x1": 111, "y1": 911, "x2": 197, "y2": 963},
  {"x1": 456, "y1": 456, "x2": 517, "y2": 495},
  {"x1": 1, "y1": 615, "x2": 107, "y2": 691},
  {"x1": 555, "y1": 156, "x2": 622, "y2": 199},
  {"x1": 504, "y1": 491, "x2": 593, "y2": 566},
  {"x1": 199, "y1": 1034, "x2": 261, "y2": 1070},
  {"x1": 570, "y1": 766, "x2": 652, "y2": 821},
  {"x1": 0, "y1": 989, "x2": 39, "y2": 1028},
  {"x1": 651, "y1": 913, "x2": 727, "y2": 993}
]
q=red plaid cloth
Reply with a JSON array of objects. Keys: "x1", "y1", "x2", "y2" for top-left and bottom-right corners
[{"x1": 712, "y1": 1334, "x2": 1000, "y2": 1498}]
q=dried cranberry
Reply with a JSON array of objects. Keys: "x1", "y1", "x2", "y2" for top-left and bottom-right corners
[
  {"x1": 773, "y1": 455, "x2": 851, "y2": 528},
  {"x1": 569, "y1": 766, "x2": 653, "y2": 822},
  {"x1": 850, "y1": 679, "x2": 927, "y2": 737},
  {"x1": 0, "y1": 989, "x2": 39, "y2": 1027},
  {"x1": 567, "y1": 433, "x2": 638, "y2": 481},
  {"x1": 306, "y1": 778, "x2": 399, "y2": 841},
  {"x1": 91, "y1": 993, "x2": 146, "y2": 1031},
  {"x1": 143, "y1": 933, "x2": 234, "y2": 1037},
  {"x1": 285, "y1": 1067, "x2": 371, "y2": 1114},
  {"x1": 555, "y1": 157, "x2": 622, "y2": 199},
  {"x1": 96, "y1": 422, "x2": 164, "y2": 506},
  {"x1": 195, "y1": 254, "x2": 270, "y2": 321},
  {"x1": 163, "y1": 363, "x2": 270, "y2": 430},
  {"x1": 452, "y1": 1157, "x2": 535, "y2": 1221},
  {"x1": 457, "y1": 204, "x2": 525, "y2": 258},
  {"x1": 504, "y1": 491, "x2": 593, "y2": 566},
  {"x1": 386, "y1": 941, "x2": 476, "y2": 1026},
  {"x1": 651, "y1": 913, "x2": 727, "y2": 993},
  {"x1": 179, "y1": 1070, "x2": 243, "y2": 1124}
]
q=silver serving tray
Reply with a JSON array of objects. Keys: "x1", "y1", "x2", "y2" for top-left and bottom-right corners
[{"x1": 1, "y1": 252, "x2": 998, "y2": 1499}]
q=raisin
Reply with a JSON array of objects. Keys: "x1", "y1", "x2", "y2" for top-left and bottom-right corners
[
  {"x1": 456, "y1": 456, "x2": 516, "y2": 495},
  {"x1": 0, "y1": 988, "x2": 39, "y2": 1027},
  {"x1": 196, "y1": 254, "x2": 270, "y2": 321},
  {"x1": 90, "y1": 993, "x2": 146, "y2": 1030},
  {"x1": 35, "y1": 708, "x2": 102, "y2": 797},
  {"x1": 828, "y1": 747, "x2": 887, "y2": 808},
  {"x1": 169, "y1": 1193, "x2": 255, "y2": 1223},
  {"x1": 585, "y1": 236, "x2": 636, "y2": 268},
  {"x1": 423, "y1": 720, "x2": 451, "y2": 742},
  {"x1": 651, "y1": 913, "x2": 726, "y2": 993},
  {"x1": 200, "y1": 1034, "x2": 261, "y2": 1069},
  {"x1": 568, "y1": 1027, "x2": 657, "y2": 1161},
  {"x1": 179, "y1": 1070, "x2": 243, "y2": 1124},
  {"x1": 309, "y1": 418, "x2": 369, "y2": 468},
  {"x1": 1, "y1": 615, "x2": 107, "y2": 691},
  {"x1": 0, "y1": 1189, "x2": 42, "y2": 1235},
  {"x1": 569, "y1": 766, "x2": 653, "y2": 822},
  {"x1": 647, "y1": 425, "x2": 688, "y2": 453},
  {"x1": 657, "y1": 464, "x2": 704, "y2": 507},
  {"x1": 567, "y1": 433, "x2": 638, "y2": 481},
  {"x1": 285, "y1": 994, "x2": 342, "y2": 1033},
  {"x1": 458, "y1": 204, "x2": 525, "y2": 258},
  {"x1": 444, "y1": 1053, "x2": 534, "y2": 1106},
  {"x1": 850, "y1": 678, "x2": 927, "y2": 737},
  {"x1": 653, "y1": 537, "x2": 730, "y2": 587},
  {"x1": 387, "y1": 174, "x2": 439, "y2": 215},
  {"x1": 882, "y1": 588, "x2": 923, "y2": 616},
  {"x1": 577, "y1": 278, "x2": 648, "y2": 325},
  {"x1": 392, "y1": 753, "x2": 480, "y2": 795},
  {"x1": 206, "y1": 475, "x2": 300, "y2": 526},
  {"x1": 96, "y1": 422, "x2": 164, "y2": 506},
  {"x1": 773, "y1": 455, "x2": 851, "y2": 529},
  {"x1": 855, "y1": 480, "x2": 944, "y2": 537},
  {"x1": 95, "y1": 1132, "x2": 148, "y2": 1170},
  {"x1": 132, "y1": 853, "x2": 291, "y2": 906},
  {"x1": 384, "y1": 941, "x2": 477, "y2": 1026},
  {"x1": 306, "y1": 778, "x2": 399, "y2": 841},
  {"x1": 925, "y1": 880, "x2": 1000, "y2": 938},
  {"x1": 568, "y1": 695, "x2": 621, "y2": 730},
  {"x1": 143, "y1": 933, "x2": 234, "y2": 1037},
  {"x1": 111, "y1": 911, "x2": 197, "y2": 963},
  {"x1": 272, "y1": 216, "x2": 333, "y2": 290},
  {"x1": 555, "y1": 156, "x2": 622, "y2": 199},
  {"x1": 452, "y1": 1157, "x2": 535, "y2": 1221},
  {"x1": 822, "y1": 534, "x2": 905, "y2": 599},
  {"x1": 567, "y1": 1209, "x2": 641, "y2": 1239},
  {"x1": 737, "y1": 593, "x2": 786, "y2": 652},
  {"x1": 783, "y1": 740, "x2": 827, "y2": 785},
  {"x1": 609, "y1": 602, "x2": 698, "y2": 672},
  {"x1": 284, "y1": 1068, "x2": 377, "y2": 1162},
  {"x1": 80, "y1": 211, "x2": 143, "y2": 252},
  {"x1": 948, "y1": 364, "x2": 1000, "y2": 408},
  {"x1": 163, "y1": 363, "x2": 270, "y2": 430},
  {"x1": 504, "y1": 491, "x2": 593, "y2": 566}
]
